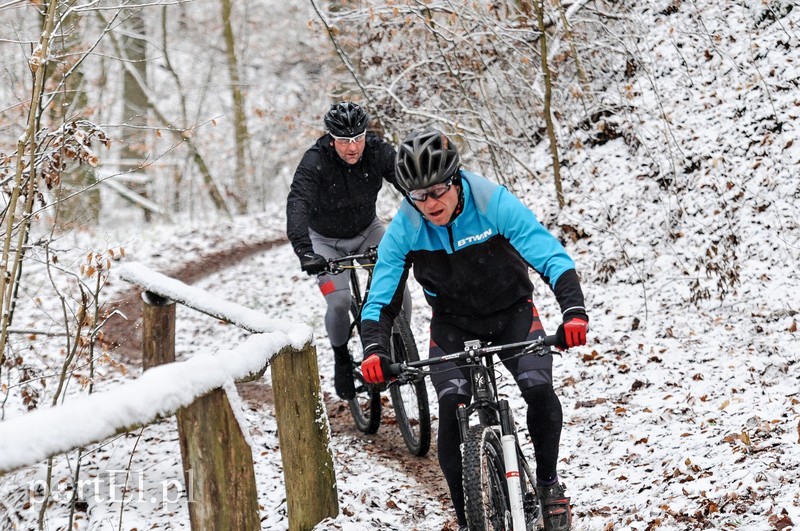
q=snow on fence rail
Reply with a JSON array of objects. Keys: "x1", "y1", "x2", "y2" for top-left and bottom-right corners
[
  {"x1": 0, "y1": 333, "x2": 280, "y2": 474},
  {"x1": 117, "y1": 262, "x2": 312, "y2": 343},
  {"x1": 0, "y1": 262, "x2": 337, "y2": 531}
]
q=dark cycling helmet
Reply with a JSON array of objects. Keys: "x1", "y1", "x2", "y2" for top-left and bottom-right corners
[
  {"x1": 324, "y1": 101, "x2": 368, "y2": 137},
  {"x1": 395, "y1": 127, "x2": 461, "y2": 193}
]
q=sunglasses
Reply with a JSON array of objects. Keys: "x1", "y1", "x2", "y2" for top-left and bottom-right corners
[
  {"x1": 331, "y1": 132, "x2": 366, "y2": 144},
  {"x1": 409, "y1": 178, "x2": 454, "y2": 202}
]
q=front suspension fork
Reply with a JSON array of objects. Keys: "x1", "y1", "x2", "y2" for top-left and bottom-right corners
[{"x1": 499, "y1": 399, "x2": 526, "y2": 531}]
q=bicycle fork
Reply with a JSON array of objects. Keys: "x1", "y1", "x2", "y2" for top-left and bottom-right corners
[{"x1": 499, "y1": 400, "x2": 527, "y2": 531}]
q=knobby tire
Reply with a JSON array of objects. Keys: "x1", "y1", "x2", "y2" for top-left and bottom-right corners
[
  {"x1": 389, "y1": 311, "x2": 431, "y2": 457},
  {"x1": 463, "y1": 425, "x2": 511, "y2": 531},
  {"x1": 463, "y1": 425, "x2": 544, "y2": 531}
]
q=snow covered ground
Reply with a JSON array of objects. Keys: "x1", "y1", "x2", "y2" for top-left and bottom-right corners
[{"x1": 1, "y1": 186, "x2": 797, "y2": 530}]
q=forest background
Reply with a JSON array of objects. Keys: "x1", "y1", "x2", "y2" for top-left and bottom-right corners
[{"x1": 0, "y1": 0, "x2": 798, "y2": 530}]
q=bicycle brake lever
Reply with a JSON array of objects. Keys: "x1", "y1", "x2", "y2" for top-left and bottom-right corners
[
  {"x1": 523, "y1": 343, "x2": 548, "y2": 357},
  {"x1": 523, "y1": 335, "x2": 560, "y2": 356}
]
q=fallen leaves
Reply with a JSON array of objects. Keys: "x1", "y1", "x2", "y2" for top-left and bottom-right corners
[
  {"x1": 768, "y1": 508, "x2": 794, "y2": 530},
  {"x1": 581, "y1": 351, "x2": 603, "y2": 364},
  {"x1": 574, "y1": 397, "x2": 607, "y2": 408},
  {"x1": 739, "y1": 430, "x2": 751, "y2": 448},
  {"x1": 631, "y1": 380, "x2": 645, "y2": 392}
]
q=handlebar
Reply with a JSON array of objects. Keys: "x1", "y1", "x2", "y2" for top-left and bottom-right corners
[
  {"x1": 325, "y1": 246, "x2": 379, "y2": 274},
  {"x1": 387, "y1": 334, "x2": 559, "y2": 378}
]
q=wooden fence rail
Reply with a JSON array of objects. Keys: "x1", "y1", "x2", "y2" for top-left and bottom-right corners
[{"x1": 0, "y1": 262, "x2": 338, "y2": 531}]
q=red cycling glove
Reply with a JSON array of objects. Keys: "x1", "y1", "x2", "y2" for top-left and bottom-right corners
[
  {"x1": 562, "y1": 317, "x2": 588, "y2": 348},
  {"x1": 361, "y1": 353, "x2": 390, "y2": 384},
  {"x1": 555, "y1": 314, "x2": 589, "y2": 350}
]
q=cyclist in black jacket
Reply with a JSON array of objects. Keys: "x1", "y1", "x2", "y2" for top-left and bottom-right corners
[{"x1": 286, "y1": 101, "x2": 408, "y2": 400}]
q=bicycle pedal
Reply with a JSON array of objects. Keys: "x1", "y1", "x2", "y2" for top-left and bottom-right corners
[{"x1": 523, "y1": 491, "x2": 542, "y2": 530}]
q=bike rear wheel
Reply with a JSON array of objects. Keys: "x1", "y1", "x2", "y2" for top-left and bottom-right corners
[
  {"x1": 347, "y1": 375, "x2": 382, "y2": 434},
  {"x1": 462, "y1": 425, "x2": 512, "y2": 531},
  {"x1": 388, "y1": 311, "x2": 431, "y2": 456},
  {"x1": 347, "y1": 295, "x2": 381, "y2": 434}
]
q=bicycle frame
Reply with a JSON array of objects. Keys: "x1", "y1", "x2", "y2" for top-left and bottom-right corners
[
  {"x1": 327, "y1": 247, "x2": 379, "y2": 337},
  {"x1": 326, "y1": 247, "x2": 432, "y2": 456},
  {"x1": 456, "y1": 343, "x2": 527, "y2": 531},
  {"x1": 392, "y1": 335, "x2": 557, "y2": 531}
]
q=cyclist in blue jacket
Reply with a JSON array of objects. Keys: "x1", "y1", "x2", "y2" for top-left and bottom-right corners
[{"x1": 359, "y1": 127, "x2": 588, "y2": 531}]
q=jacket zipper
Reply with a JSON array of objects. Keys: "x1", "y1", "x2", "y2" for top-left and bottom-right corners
[{"x1": 446, "y1": 225, "x2": 455, "y2": 252}]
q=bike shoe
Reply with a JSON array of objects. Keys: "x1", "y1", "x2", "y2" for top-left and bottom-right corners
[
  {"x1": 333, "y1": 349, "x2": 356, "y2": 400},
  {"x1": 538, "y1": 482, "x2": 572, "y2": 531}
]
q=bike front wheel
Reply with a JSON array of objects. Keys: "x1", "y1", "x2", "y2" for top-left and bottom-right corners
[
  {"x1": 462, "y1": 425, "x2": 512, "y2": 531},
  {"x1": 388, "y1": 311, "x2": 431, "y2": 457}
]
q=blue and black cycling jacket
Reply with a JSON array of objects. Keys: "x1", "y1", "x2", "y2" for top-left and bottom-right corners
[{"x1": 360, "y1": 170, "x2": 586, "y2": 355}]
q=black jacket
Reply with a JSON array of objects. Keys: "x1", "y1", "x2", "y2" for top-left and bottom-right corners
[{"x1": 286, "y1": 133, "x2": 402, "y2": 258}]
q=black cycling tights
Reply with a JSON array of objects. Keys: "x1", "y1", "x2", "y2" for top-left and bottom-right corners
[
  {"x1": 437, "y1": 385, "x2": 563, "y2": 526},
  {"x1": 523, "y1": 383, "x2": 563, "y2": 484},
  {"x1": 437, "y1": 393, "x2": 470, "y2": 526}
]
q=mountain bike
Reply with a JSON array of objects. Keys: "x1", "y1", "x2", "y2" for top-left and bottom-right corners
[
  {"x1": 389, "y1": 335, "x2": 559, "y2": 531},
  {"x1": 326, "y1": 246, "x2": 431, "y2": 457}
]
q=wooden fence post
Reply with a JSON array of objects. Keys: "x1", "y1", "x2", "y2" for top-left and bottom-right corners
[
  {"x1": 141, "y1": 289, "x2": 260, "y2": 530},
  {"x1": 176, "y1": 389, "x2": 261, "y2": 530},
  {"x1": 271, "y1": 343, "x2": 339, "y2": 530},
  {"x1": 142, "y1": 291, "x2": 175, "y2": 370}
]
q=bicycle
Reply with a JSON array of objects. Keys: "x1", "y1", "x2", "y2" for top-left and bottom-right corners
[
  {"x1": 325, "y1": 246, "x2": 431, "y2": 457},
  {"x1": 389, "y1": 335, "x2": 560, "y2": 531}
]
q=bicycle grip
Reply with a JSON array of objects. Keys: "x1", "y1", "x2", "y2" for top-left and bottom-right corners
[
  {"x1": 543, "y1": 335, "x2": 559, "y2": 347},
  {"x1": 387, "y1": 363, "x2": 403, "y2": 377}
]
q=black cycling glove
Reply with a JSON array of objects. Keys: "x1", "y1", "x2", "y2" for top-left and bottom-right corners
[{"x1": 300, "y1": 252, "x2": 327, "y2": 275}]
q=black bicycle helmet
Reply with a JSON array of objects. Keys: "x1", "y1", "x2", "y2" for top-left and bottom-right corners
[
  {"x1": 324, "y1": 101, "x2": 369, "y2": 137},
  {"x1": 395, "y1": 127, "x2": 461, "y2": 193}
]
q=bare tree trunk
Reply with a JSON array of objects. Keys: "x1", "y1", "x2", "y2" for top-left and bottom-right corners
[
  {"x1": 533, "y1": 0, "x2": 565, "y2": 208},
  {"x1": 553, "y1": 0, "x2": 592, "y2": 101},
  {"x1": 220, "y1": 0, "x2": 250, "y2": 214},
  {"x1": 95, "y1": 9, "x2": 231, "y2": 217},
  {"x1": 49, "y1": 8, "x2": 101, "y2": 226},
  {"x1": 0, "y1": 0, "x2": 59, "y2": 370},
  {"x1": 120, "y1": 6, "x2": 152, "y2": 221}
]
